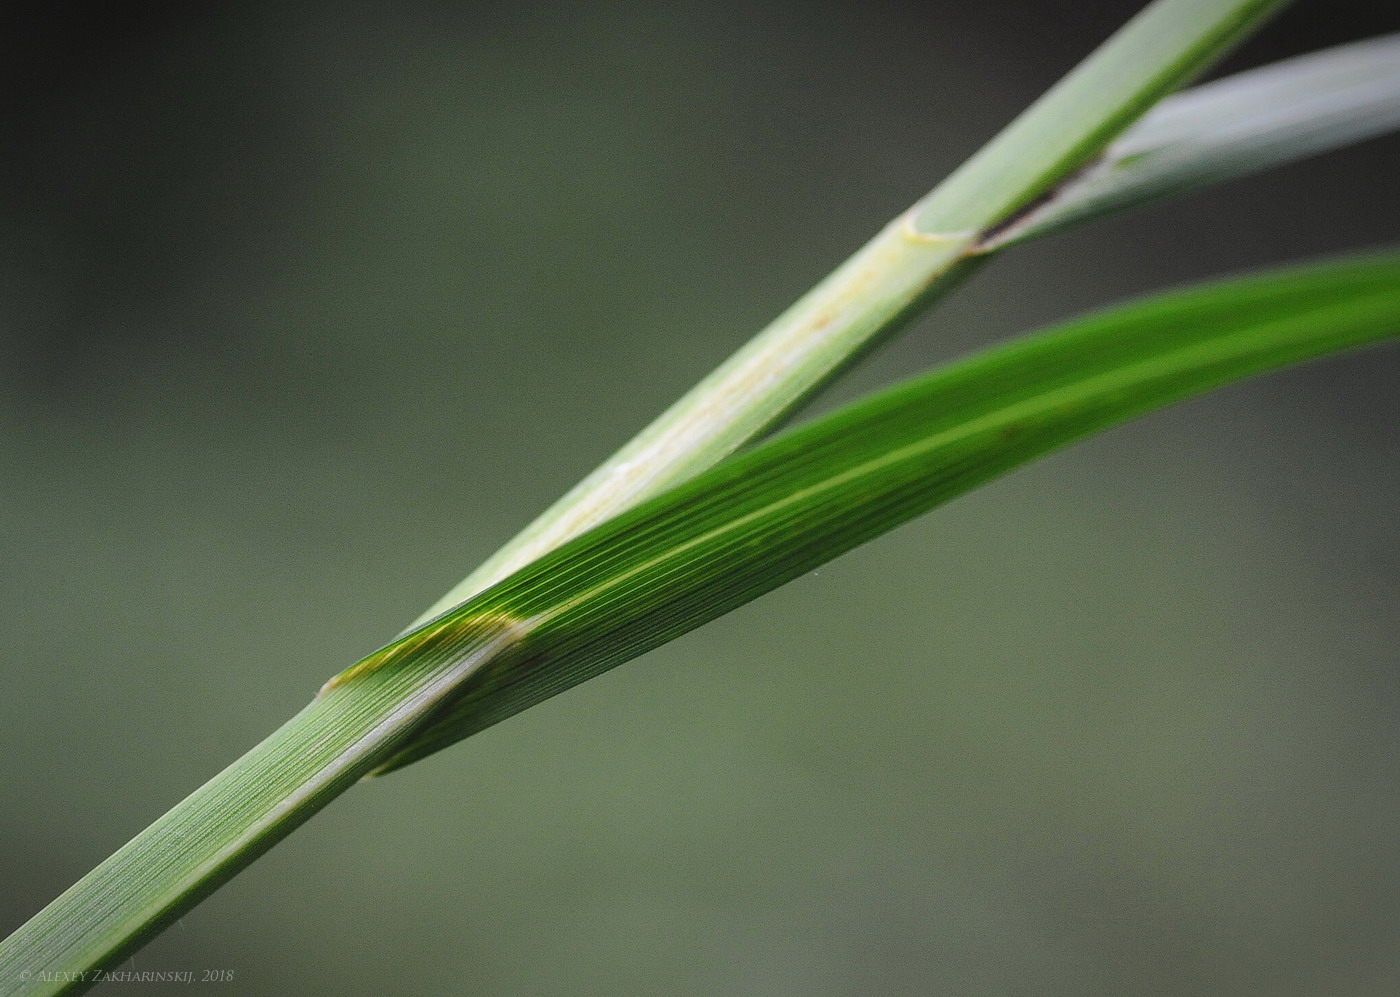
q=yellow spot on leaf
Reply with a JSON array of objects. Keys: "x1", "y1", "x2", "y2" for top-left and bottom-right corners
[{"x1": 316, "y1": 609, "x2": 532, "y2": 695}]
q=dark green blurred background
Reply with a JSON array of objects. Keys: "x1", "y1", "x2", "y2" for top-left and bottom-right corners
[{"x1": 3, "y1": 1, "x2": 1398, "y2": 993}]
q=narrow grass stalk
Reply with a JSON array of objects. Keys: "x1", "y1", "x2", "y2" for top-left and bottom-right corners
[
  {"x1": 409, "y1": 0, "x2": 1291, "y2": 626},
  {"x1": 991, "y1": 32, "x2": 1400, "y2": 246},
  {"x1": 0, "y1": 628, "x2": 519, "y2": 995}
]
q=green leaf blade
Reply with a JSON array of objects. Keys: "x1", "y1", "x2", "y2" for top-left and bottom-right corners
[{"x1": 365, "y1": 251, "x2": 1400, "y2": 773}]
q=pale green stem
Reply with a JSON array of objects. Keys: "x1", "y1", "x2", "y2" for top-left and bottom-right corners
[
  {"x1": 989, "y1": 32, "x2": 1400, "y2": 247},
  {"x1": 408, "y1": 215, "x2": 977, "y2": 625},
  {"x1": 0, "y1": 616, "x2": 522, "y2": 997},
  {"x1": 408, "y1": 0, "x2": 1288, "y2": 628}
]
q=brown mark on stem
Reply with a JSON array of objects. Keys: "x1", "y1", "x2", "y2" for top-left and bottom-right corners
[{"x1": 971, "y1": 153, "x2": 1108, "y2": 252}]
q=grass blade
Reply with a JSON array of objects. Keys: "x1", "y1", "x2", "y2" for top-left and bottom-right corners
[
  {"x1": 987, "y1": 33, "x2": 1400, "y2": 246},
  {"x1": 357, "y1": 250, "x2": 1400, "y2": 772},
  {"x1": 408, "y1": 0, "x2": 1291, "y2": 627},
  {"x1": 909, "y1": 0, "x2": 1286, "y2": 234}
]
